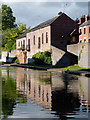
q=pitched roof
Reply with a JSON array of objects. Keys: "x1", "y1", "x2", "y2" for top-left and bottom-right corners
[
  {"x1": 16, "y1": 31, "x2": 29, "y2": 40},
  {"x1": 16, "y1": 12, "x2": 70, "y2": 39},
  {"x1": 16, "y1": 15, "x2": 60, "y2": 39},
  {"x1": 29, "y1": 16, "x2": 59, "y2": 32},
  {"x1": 80, "y1": 20, "x2": 90, "y2": 27}
]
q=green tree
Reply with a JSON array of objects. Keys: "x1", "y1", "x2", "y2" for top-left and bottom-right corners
[
  {"x1": 2, "y1": 4, "x2": 16, "y2": 30},
  {"x1": 1, "y1": 4, "x2": 30, "y2": 51},
  {"x1": 3, "y1": 23, "x2": 30, "y2": 52}
]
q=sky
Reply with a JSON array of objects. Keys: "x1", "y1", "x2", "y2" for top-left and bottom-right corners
[{"x1": 1, "y1": 1, "x2": 89, "y2": 28}]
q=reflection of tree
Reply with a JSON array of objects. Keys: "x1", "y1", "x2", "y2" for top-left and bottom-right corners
[
  {"x1": 2, "y1": 69, "x2": 27, "y2": 119},
  {"x1": 2, "y1": 70, "x2": 16, "y2": 119},
  {"x1": 0, "y1": 70, "x2": 2, "y2": 119}
]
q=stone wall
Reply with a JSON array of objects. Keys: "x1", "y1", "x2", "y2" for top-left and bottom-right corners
[
  {"x1": 67, "y1": 44, "x2": 78, "y2": 56},
  {"x1": 1, "y1": 51, "x2": 8, "y2": 62},
  {"x1": 78, "y1": 43, "x2": 90, "y2": 68},
  {"x1": 51, "y1": 46, "x2": 71, "y2": 67},
  {"x1": 67, "y1": 43, "x2": 90, "y2": 68},
  {"x1": 9, "y1": 50, "x2": 16, "y2": 57},
  {"x1": 1, "y1": 50, "x2": 16, "y2": 63}
]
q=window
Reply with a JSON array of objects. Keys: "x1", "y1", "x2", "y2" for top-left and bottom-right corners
[
  {"x1": 42, "y1": 33, "x2": 44, "y2": 44},
  {"x1": 46, "y1": 32, "x2": 48, "y2": 43},
  {"x1": 88, "y1": 39, "x2": 90, "y2": 43},
  {"x1": 23, "y1": 40, "x2": 25, "y2": 48},
  {"x1": 33, "y1": 35, "x2": 35, "y2": 45},
  {"x1": 18, "y1": 41, "x2": 20, "y2": 47},
  {"x1": 27, "y1": 39, "x2": 30, "y2": 51},
  {"x1": 84, "y1": 28, "x2": 86, "y2": 34},
  {"x1": 28, "y1": 39, "x2": 30, "y2": 46},
  {"x1": 80, "y1": 29, "x2": 82, "y2": 35},
  {"x1": 84, "y1": 39, "x2": 86, "y2": 43},
  {"x1": 80, "y1": 40, "x2": 82, "y2": 43},
  {"x1": 38, "y1": 37, "x2": 40, "y2": 49},
  {"x1": 21, "y1": 41, "x2": 22, "y2": 47}
]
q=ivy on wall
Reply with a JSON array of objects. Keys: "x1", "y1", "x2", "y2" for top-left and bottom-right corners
[{"x1": 78, "y1": 45, "x2": 85, "y2": 61}]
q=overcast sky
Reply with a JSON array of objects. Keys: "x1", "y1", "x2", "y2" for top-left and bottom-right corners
[{"x1": 1, "y1": 2, "x2": 89, "y2": 28}]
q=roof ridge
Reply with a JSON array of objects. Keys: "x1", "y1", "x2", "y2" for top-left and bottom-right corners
[
  {"x1": 28, "y1": 15, "x2": 60, "y2": 32},
  {"x1": 80, "y1": 19, "x2": 90, "y2": 27}
]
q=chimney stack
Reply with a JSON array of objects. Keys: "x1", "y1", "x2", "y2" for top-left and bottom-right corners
[
  {"x1": 80, "y1": 15, "x2": 85, "y2": 24},
  {"x1": 85, "y1": 15, "x2": 90, "y2": 21},
  {"x1": 58, "y1": 12, "x2": 62, "y2": 16}
]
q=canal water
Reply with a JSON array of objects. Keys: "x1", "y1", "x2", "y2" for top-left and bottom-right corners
[{"x1": 0, "y1": 67, "x2": 90, "y2": 120}]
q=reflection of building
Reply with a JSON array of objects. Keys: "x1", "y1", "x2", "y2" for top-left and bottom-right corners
[
  {"x1": 78, "y1": 76, "x2": 90, "y2": 112},
  {"x1": 16, "y1": 69, "x2": 52, "y2": 110},
  {"x1": 16, "y1": 69, "x2": 80, "y2": 112}
]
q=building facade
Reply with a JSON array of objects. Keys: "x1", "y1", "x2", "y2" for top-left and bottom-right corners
[
  {"x1": 16, "y1": 12, "x2": 79, "y2": 66},
  {"x1": 79, "y1": 15, "x2": 90, "y2": 43}
]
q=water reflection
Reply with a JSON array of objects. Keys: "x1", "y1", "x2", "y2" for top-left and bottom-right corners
[{"x1": 1, "y1": 67, "x2": 90, "y2": 119}]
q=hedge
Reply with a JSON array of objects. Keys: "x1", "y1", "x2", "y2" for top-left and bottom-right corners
[{"x1": 32, "y1": 51, "x2": 52, "y2": 65}]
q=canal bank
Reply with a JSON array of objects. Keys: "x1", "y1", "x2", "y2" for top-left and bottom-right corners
[{"x1": 3, "y1": 64, "x2": 89, "y2": 77}]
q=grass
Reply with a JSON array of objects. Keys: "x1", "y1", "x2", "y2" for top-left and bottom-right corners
[{"x1": 63, "y1": 65, "x2": 90, "y2": 71}]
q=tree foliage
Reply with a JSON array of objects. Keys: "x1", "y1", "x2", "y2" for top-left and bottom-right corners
[
  {"x1": 2, "y1": 4, "x2": 16, "y2": 30},
  {"x1": 2, "y1": 23, "x2": 30, "y2": 52},
  {"x1": 1, "y1": 4, "x2": 30, "y2": 52}
]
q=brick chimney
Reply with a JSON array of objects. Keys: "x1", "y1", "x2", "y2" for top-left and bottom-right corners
[
  {"x1": 58, "y1": 12, "x2": 62, "y2": 16},
  {"x1": 85, "y1": 15, "x2": 90, "y2": 21},
  {"x1": 80, "y1": 15, "x2": 85, "y2": 24}
]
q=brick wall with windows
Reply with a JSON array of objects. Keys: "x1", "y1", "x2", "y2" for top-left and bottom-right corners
[
  {"x1": 26, "y1": 26, "x2": 51, "y2": 58},
  {"x1": 79, "y1": 25, "x2": 90, "y2": 43},
  {"x1": 16, "y1": 37, "x2": 26, "y2": 58}
]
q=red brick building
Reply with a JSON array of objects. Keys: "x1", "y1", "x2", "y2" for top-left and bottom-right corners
[
  {"x1": 79, "y1": 15, "x2": 90, "y2": 43},
  {"x1": 16, "y1": 12, "x2": 79, "y2": 66}
]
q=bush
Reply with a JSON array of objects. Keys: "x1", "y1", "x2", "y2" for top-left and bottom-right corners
[
  {"x1": 14, "y1": 57, "x2": 19, "y2": 63},
  {"x1": 32, "y1": 51, "x2": 52, "y2": 65}
]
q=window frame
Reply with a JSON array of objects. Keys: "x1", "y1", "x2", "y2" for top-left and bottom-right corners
[
  {"x1": 84, "y1": 28, "x2": 86, "y2": 34},
  {"x1": 33, "y1": 35, "x2": 35, "y2": 45},
  {"x1": 38, "y1": 37, "x2": 41, "y2": 49},
  {"x1": 46, "y1": 32, "x2": 48, "y2": 43},
  {"x1": 42, "y1": 33, "x2": 44, "y2": 44}
]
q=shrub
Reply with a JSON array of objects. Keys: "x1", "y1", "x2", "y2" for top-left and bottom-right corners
[
  {"x1": 14, "y1": 57, "x2": 19, "y2": 63},
  {"x1": 32, "y1": 51, "x2": 52, "y2": 65}
]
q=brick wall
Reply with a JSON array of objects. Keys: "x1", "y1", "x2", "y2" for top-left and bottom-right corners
[
  {"x1": 17, "y1": 51, "x2": 26, "y2": 64},
  {"x1": 27, "y1": 26, "x2": 51, "y2": 59},
  {"x1": 51, "y1": 13, "x2": 79, "y2": 51},
  {"x1": 79, "y1": 26, "x2": 90, "y2": 43}
]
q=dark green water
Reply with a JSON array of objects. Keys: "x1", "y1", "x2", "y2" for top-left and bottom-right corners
[{"x1": 0, "y1": 67, "x2": 90, "y2": 120}]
